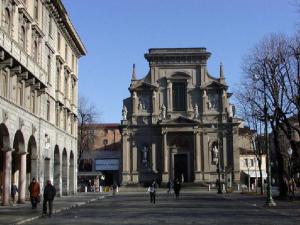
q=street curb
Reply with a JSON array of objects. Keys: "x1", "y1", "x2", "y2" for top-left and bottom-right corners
[{"x1": 14, "y1": 195, "x2": 106, "y2": 225}]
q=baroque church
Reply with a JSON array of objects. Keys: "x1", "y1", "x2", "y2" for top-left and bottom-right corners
[{"x1": 120, "y1": 48, "x2": 240, "y2": 186}]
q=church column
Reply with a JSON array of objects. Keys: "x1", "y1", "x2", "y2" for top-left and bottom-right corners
[
  {"x1": 202, "y1": 133, "x2": 210, "y2": 181},
  {"x1": 2, "y1": 148, "x2": 12, "y2": 206},
  {"x1": 222, "y1": 90, "x2": 227, "y2": 113},
  {"x1": 132, "y1": 140, "x2": 138, "y2": 183},
  {"x1": 18, "y1": 152, "x2": 26, "y2": 203},
  {"x1": 167, "y1": 80, "x2": 172, "y2": 113},
  {"x1": 132, "y1": 91, "x2": 137, "y2": 115},
  {"x1": 194, "y1": 130, "x2": 202, "y2": 182},
  {"x1": 152, "y1": 140, "x2": 157, "y2": 172},
  {"x1": 162, "y1": 130, "x2": 169, "y2": 182},
  {"x1": 122, "y1": 130, "x2": 131, "y2": 183},
  {"x1": 202, "y1": 90, "x2": 207, "y2": 114}
]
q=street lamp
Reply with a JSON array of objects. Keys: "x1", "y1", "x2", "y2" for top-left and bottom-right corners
[
  {"x1": 288, "y1": 147, "x2": 293, "y2": 180},
  {"x1": 253, "y1": 73, "x2": 276, "y2": 207}
]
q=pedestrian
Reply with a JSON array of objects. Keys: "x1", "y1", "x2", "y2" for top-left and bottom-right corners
[
  {"x1": 28, "y1": 178, "x2": 40, "y2": 209},
  {"x1": 288, "y1": 178, "x2": 296, "y2": 201},
  {"x1": 11, "y1": 183, "x2": 18, "y2": 205},
  {"x1": 99, "y1": 176, "x2": 105, "y2": 193},
  {"x1": 167, "y1": 180, "x2": 173, "y2": 194},
  {"x1": 173, "y1": 178, "x2": 181, "y2": 199},
  {"x1": 43, "y1": 180, "x2": 56, "y2": 218},
  {"x1": 148, "y1": 180, "x2": 157, "y2": 204},
  {"x1": 112, "y1": 183, "x2": 117, "y2": 196}
]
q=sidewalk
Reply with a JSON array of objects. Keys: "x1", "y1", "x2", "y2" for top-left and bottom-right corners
[{"x1": 0, "y1": 192, "x2": 109, "y2": 225}]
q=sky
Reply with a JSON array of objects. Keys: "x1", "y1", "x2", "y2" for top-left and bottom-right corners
[{"x1": 62, "y1": 0, "x2": 298, "y2": 123}]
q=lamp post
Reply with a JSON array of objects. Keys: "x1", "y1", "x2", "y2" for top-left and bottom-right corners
[
  {"x1": 253, "y1": 73, "x2": 276, "y2": 207},
  {"x1": 217, "y1": 155, "x2": 222, "y2": 194},
  {"x1": 288, "y1": 147, "x2": 293, "y2": 180}
]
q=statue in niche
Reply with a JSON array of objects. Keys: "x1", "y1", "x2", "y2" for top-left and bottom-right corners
[
  {"x1": 138, "y1": 96, "x2": 149, "y2": 111},
  {"x1": 141, "y1": 146, "x2": 148, "y2": 164},
  {"x1": 212, "y1": 145, "x2": 219, "y2": 164},
  {"x1": 161, "y1": 104, "x2": 166, "y2": 119},
  {"x1": 194, "y1": 104, "x2": 199, "y2": 119},
  {"x1": 208, "y1": 94, "x2": 219, "y2": 111},
  {"x1": 122, "y1": 105, "x2": 128, "y2": 120}
]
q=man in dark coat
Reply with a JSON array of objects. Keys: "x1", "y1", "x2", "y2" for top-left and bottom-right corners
[
  {"x1": 43, "y1": 180, "x2": 56, "y2": 217},
  {"x1": 173, "y1": 178, "x2": 181, "y2": 199}
]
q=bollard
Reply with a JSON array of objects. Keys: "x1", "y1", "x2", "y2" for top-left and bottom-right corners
[
  {"x1": 237, "y1": 184, "x2": 240, "y2": 191},
  {"x1": 208, "y1": 184, "x2": 211, "y2": 192},
  {"x1": 222, "y1": 184, "x2": 225, "y2": 191},
  {"x1": 85, "y1": 186, "x2": 87, "y2": 193},
  {"x1": 116, "y1": 186, "x2": 119, "y2": 193}
]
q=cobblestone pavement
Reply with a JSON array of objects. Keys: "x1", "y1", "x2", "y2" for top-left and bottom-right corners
[{"x1": 25, "y1": 192, "x2": 300, "y2": 225}]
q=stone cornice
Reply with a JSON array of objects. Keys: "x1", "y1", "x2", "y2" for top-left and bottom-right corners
[
  {"x1": 44, "y1": 0, "x2": 86, "y2": 57},
  {"x1": 145, "y1": 48, "x2": 211, "y2": 65}
]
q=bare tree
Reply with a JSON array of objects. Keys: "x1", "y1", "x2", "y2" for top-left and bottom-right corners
[
  {"x1": 237, "y1": 33, "x2": 296, "y2": 197},
  {"x1": 77, "y1": 95, "x2": 99, "y2": 166}
]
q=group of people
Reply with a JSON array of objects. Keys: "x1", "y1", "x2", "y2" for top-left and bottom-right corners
[
  {"x1": 148, "y1": 178, "x2": 182, "y2": 204},
  {"x1": 9, "y1": 178, "x2": 56, "y2": 218}
]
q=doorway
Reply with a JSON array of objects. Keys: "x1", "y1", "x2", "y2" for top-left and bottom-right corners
[{"x1": 174, "y1": 154, "x2": 188, "y2": 182}]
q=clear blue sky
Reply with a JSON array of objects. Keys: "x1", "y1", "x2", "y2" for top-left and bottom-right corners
[{"x1": 62, "y1": 0, "x2": 298, "y2": 123}]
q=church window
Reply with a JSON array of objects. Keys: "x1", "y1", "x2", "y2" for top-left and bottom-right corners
[{"x1": 172, "y1": 82, "x2": 186, "y2": 111}]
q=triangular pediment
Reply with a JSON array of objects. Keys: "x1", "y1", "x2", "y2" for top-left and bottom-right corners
[
  {"x1": 164, "y1": 116, "x2": 199, "y2": 125},
  {"x1": 202, "y1": 80, "x2": 228, "y2": 89},
  {"x1": 130, "y1": 81, "x2": 158, "y2": 91}
]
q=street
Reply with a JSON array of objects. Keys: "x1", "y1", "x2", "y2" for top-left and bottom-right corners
[{"x1": 25, "y1": 192, "x2": 300, "y2": 225}]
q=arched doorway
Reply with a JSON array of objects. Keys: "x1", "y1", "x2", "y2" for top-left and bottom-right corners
[
  {"x1": 54, "y1": 146, "x2": 61, "y2": 196},
  {"x1": 62, "y1": 149, "x2": 68, "y2": 195},
  {"x1": 27, "y1": 136, "x2": 38, "y2": 198},
  {"x1": 0, "y1": 123, "x2": 10, "y2": 206},
  {"x1": 12, "y1": 130, "x2": 25, "y2": 203},
  {"x1": 69, "y1": 151, "x2": 75, "y2": 194}
]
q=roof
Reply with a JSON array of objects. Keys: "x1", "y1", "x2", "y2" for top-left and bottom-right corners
[
  {"x1": 53, "y1": 0, "x2": 87, "y2": 55},
  {"x1": 83, "y1": 123, "x2": 120, "y2": 129}
]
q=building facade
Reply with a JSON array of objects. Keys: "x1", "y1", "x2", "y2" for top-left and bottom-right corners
[
  {"x1": 121, "y1": 48, "x2": 240, "y2": 185},
  {"x1": 0, "y1": 0, "x2": 86, "y2": 205},
  {"x1": 78, "y1": 124, "x2": 121, "y2": 189}
]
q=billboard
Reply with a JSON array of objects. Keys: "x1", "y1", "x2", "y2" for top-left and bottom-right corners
[{"x1": 95, "y1": 159, "x2": 119, "y2": 171}]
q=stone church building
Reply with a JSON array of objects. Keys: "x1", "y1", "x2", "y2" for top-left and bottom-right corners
[{"x1": 121, "y1": 48, "x2": 240, "y2": 186}]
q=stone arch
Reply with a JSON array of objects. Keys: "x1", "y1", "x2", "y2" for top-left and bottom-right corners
[
  {"x1": 53, "y1": 145, "x2": 61, "y2": 196},
  {"x1": 26, "y1": 136, "x2": 38, "y2": 198},
  {"x1": 62, "y1": 148, "x2": 68, "y2": 195},
  {"x1": 69, "y1": 151, "x2": 75, "y2": 194},
  {"x1": 0, "y1": 123, "x2": 10, "y2": 205},
  {"x1": 12, "y1": 130, "x2": 26, "y2": 203}
]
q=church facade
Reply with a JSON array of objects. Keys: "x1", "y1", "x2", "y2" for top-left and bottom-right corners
[{"x1": 121, "y1": 48, "x2": 240, "y2": 186}]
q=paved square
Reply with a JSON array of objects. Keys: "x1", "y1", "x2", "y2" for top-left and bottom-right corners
[{"x1": 25, "y1": 192, "x2": 300, "y2": 225}]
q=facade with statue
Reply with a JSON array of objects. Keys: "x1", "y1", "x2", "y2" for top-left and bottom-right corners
[{"x1": 120, "y1": 48, "x2": 241, "y2": 186}]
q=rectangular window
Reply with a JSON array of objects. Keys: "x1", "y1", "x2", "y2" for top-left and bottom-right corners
[
  {"x1": 250, "y1": 159, "x2": 254, "y2": 167},
  {"x1": 71, "y1": 54, "x2": 75, "y2": 71},
  {"x1": 65, "y1": 44, "x2": 68, "y2": 62},
  {"x1": 244, "y1": 159, "x2": 248, "y2": 167},
  {"x1": 1, "y1": 70, "x2": 8, "y2": 97},
  {"x1": 48, "y1": 15, "x2": 52, "y2": 37},
  {"x1": 172, "y1": 82, "x2": 186, "y2": 111},
  {"x1": 64, "y1": 110, "x2": 67, "y2": 130},
  {"x1": 71, "y1": 80, "x2": 75, "y2": 104},
  {"x1": 31, "y1": 91, "x2": 35, "y2": 113},
  {"x1": 47, "y1": 50, "x2": 51, "y2": 83},
  {"x1": 64, "y1": 71, "x2": 68, "y2": 98},
  {"x1": 56, "y1": 62, "x2": 60, "y2": 91},
  {"x1": 57, "y1": 32, "x2": 61, "y2": 52},
  {"x1": 47, "y1": 100, "x2": 50, "y2": 121},
  {"x1": 18, "y1": 82, "x2": 23, "y2": 106},
  {"x1": 34, "y1": 0, "x2": 39, "y2": 20},
  {"x1": 55, "y1": 106, "x2": 60, "y2": 127},
  {"x1": 71, "y1": 117, "x2": 74, "y2": 135}
]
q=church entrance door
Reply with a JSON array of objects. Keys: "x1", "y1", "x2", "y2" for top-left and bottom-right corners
[{"x1": 174, "y1": 154, "x2": 188, "y2": 182}]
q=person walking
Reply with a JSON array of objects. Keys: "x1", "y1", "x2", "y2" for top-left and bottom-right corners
[
  {"x1": 173, "y1": 178, "x2": 181, "y2": 199},
  {"x1": 148, "y1": 180, "x2": 157, "y2": 204},
  {"x1": 28, "y1": 178, "x2": 40, "y2": 209},
  {"x1": 11, "y1": 183, "x2": 18, "y2": 205},
  {"x1": 167, "y1": 180, "x2": 173, "y2": 194},
  {"x1": 43, "y1": 180, "x2": 56, "y2": 217}
]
